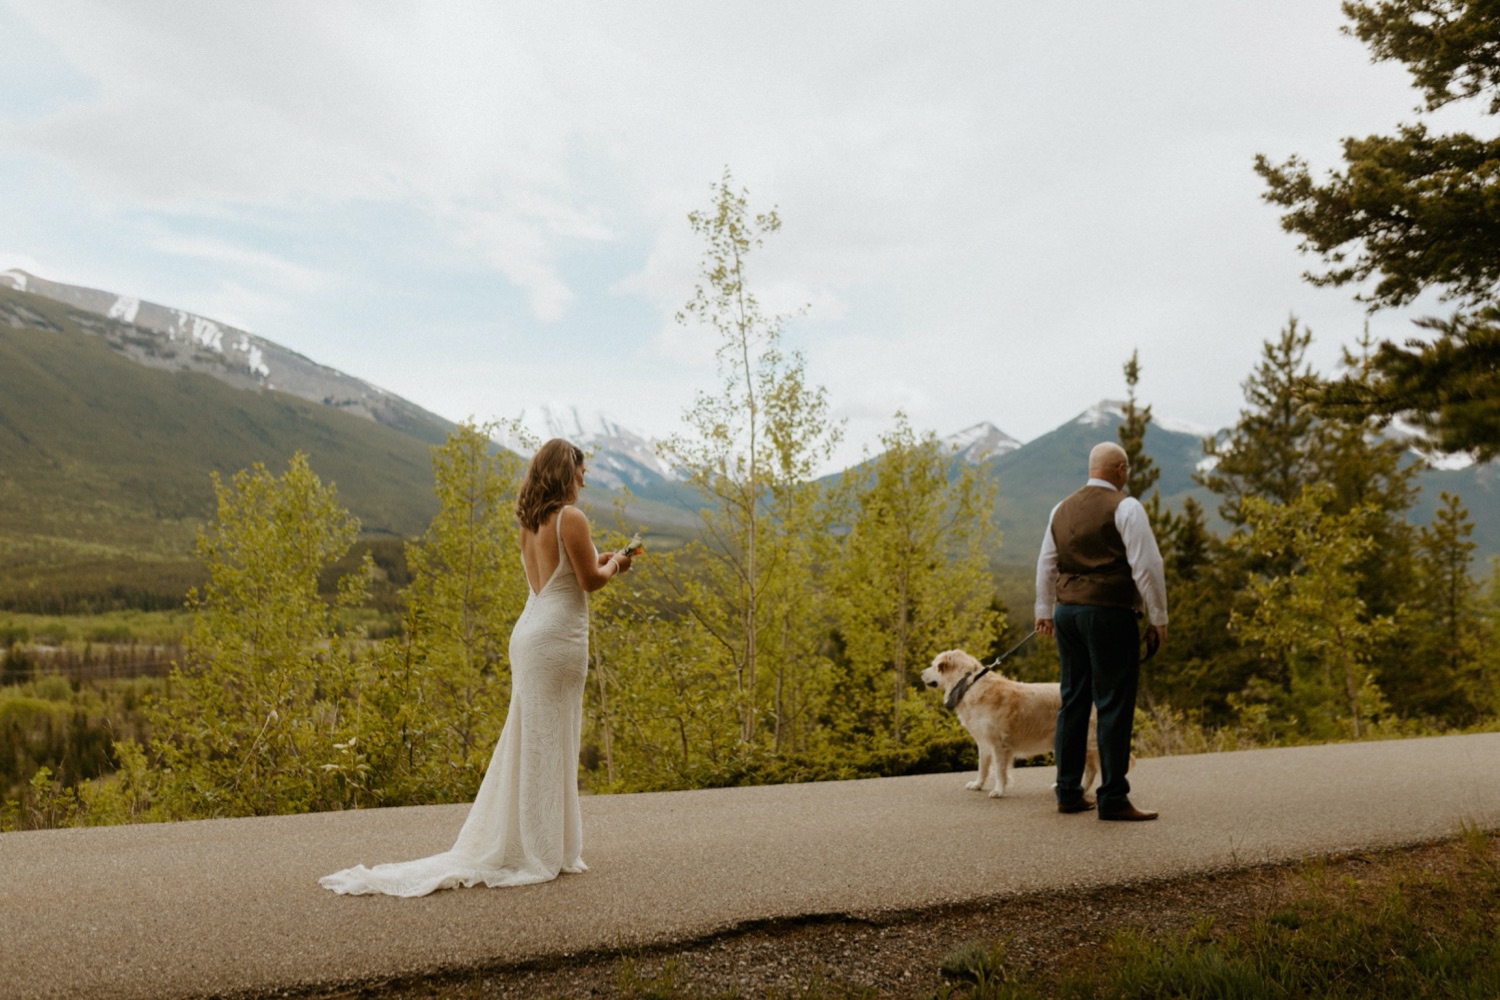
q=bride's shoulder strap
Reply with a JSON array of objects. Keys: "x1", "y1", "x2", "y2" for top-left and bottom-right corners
[{"x1": 555, "y1": 504, "x2": 578, "y2": 557}]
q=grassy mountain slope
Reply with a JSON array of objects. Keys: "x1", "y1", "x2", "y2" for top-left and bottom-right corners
[
  {"x1": 2, "y1": 268, "x2": 461, "y2": 447},
  {"x1": 0, "y1": 287, "x2": 443, "y2": 610},
  {"x1": 0, "y1": 286, "x2": 700, "y2": 612}
]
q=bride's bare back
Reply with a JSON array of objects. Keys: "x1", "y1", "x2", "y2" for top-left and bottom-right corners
[
  {"x1": 520, "y1": 510, "x2": 564, "y2": 593},
  {"x1": 521, "y1": 506, "x2": 628, "y2": 595}
]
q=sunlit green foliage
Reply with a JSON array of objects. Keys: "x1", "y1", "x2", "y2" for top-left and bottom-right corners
[
  {"x1": 1232, "y1": 486, "x2": 1397, "y2": 740},
  {"x1": 363, "y1": 422, "x2": 529, "y2": 805},
  {"x1": 659, "y1": 169, "x2": 843, "y2": 746},
  {"x1": 829, "y1": 415, "x2": 1002, "y2": 744},
  {"x1": 587, "y1": 542, "x2": 750, "y2": 790},
  {"x1": 132, "y1": 452, "x2": 374, "y2": 818}
]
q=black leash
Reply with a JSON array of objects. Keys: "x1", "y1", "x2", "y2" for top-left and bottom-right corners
[{"x1": 944, "y1": 629, "x2": 1039, "y2": 712}]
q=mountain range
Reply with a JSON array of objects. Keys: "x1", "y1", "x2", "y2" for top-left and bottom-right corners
[{"x1": 1, "y1": 270, "x2": 1494, "y2": 612}]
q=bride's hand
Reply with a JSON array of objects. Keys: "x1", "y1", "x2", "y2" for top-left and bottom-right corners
[{"x1": 613, "y1": 551, "x2": 633, "y2": 574}]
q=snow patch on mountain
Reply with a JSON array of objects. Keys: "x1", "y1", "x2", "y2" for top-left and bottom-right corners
[
  {"x1": 503, "y1": 404, "x2": 676, "y2": 491},
  {"x1": 1423, "y1": 451, "x2": 1476, "y2": 471},
  {"x1": 170, "y1": 310, "x2": 225, "y2": 352},
  {"x1": 240, "y1": 338, "x2": 270, "y2": 378},
  {"x1": 942, "y1": 421, "x2": 1022, "y2": 464},
  {"x1": 1384, "y1": 417, "x2": 1476, "y2": 471},
  {"x1": 0, "y1": 269, "x2": 28, "y2": 292},
  {"x1": 1075, "y1": 401, "x2": 1219, "y2": 440},
  {"x1": 1154, "y1": 414, "x2": 1215, "y2": 438},
  {"x1": 1076, "y1": 400, "x2": 1126, "y2": 428},
  {"x1": 108, "y1": 296, "x2": 140, "y2": 324}
]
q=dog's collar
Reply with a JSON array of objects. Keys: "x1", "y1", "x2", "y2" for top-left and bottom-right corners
[
  {"x1": 944, "y1": 670, "x2": 988, "y2": 711},
  {"x1": 944, "y1": 629, "x2": 1038, "y2": 713}
]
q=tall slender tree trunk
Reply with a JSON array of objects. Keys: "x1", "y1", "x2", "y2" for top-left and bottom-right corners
[
  {"x1": 1335, "y1": 624, "x2": 1363, "y2": 738},
  {"x1": 736, "y1": 250, "x2": 759, "y2": 746},
  {"x1": 893, "y1": 573, "x2": 909, "y2": 742}
]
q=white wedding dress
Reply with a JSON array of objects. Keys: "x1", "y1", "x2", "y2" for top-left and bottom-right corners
[{"x1": 320, "y1": 511, "x2": 589, "y2": 896}]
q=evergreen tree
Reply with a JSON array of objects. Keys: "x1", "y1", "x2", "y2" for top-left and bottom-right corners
[
  {"x1": 1323, "y1": 307, "x2": 1500, "y2": 460},
  {"x1": 1197, "y1": 318, "x2": 1326, "y2": 527},
  {"x1": 1256, "y1": 0, "x2": 1500, "y2": 457},
  {"x1": 1232, "y1": 487, "x2": 1396, "y2": 741},
  {"x1": 1195, "y1": 319, "x2": 1426, "y2": 710},
  {"x1": 1315, "y1": 338, "x2": 1425, "y2": 714},
  {"x1": 1481, "y1": 558, "x2": 1500, "y2": 716},
  {"x1": 1141, "y1": 497, "x2": 1250, "y2": 719},
  {"x1": 1118, "y1": 349, "x2": 1161, "y2": 504},
  {"x1": 1113, "y1": 351, "x2": 1243, "y2": 717},
  {"x1": 1409, "y1": 491, "x2": 1486, "y2": 720}
]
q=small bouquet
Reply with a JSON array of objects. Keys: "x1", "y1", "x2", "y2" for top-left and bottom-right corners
[{"x1": 617, "y1": 533, "x2": 645, "y2": 557}]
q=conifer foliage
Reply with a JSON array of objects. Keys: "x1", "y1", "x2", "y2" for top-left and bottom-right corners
[{"x1": 1256, "y1": 0, "x2": 1500, "y2": 458}]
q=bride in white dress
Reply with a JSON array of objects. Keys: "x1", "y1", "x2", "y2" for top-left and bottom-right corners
[{"x1": 320, "y1": 440, "x2": 632, "y2": 897}]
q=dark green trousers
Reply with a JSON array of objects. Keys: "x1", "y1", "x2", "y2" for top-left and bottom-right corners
[{"x1": 1053, "y1": 603, "x2": 1140, "y2": 809}]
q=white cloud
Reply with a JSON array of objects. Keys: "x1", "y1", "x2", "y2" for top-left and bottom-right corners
[
  {"x1": 3, "y1": 0, "x2": 1481, "y2": 465},
  {"x1": 152, "y1": 235, "x2": 326, "y2": 293}
]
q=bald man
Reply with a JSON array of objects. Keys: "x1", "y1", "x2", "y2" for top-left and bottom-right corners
[{"x1": 1035, "y1": 441, "x2": 1168, "y2": 820}]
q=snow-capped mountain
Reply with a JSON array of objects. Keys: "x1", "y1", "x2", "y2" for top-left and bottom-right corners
[
  {"x1": 0, "y1": 269, "x2": 453, "y2": 443},
  {"x1": 8, "y1": 264, "x2": 1492, "y2": 556},
  {"x1": 1069, "y1": 399, "x2": 1215, "y2": 440},
  {"x1": 941, "y1": 421, "x2": 1022, "y2": 464},
  {"x1": 503, "y1": 404, "x2": 676, "y2": 493}
]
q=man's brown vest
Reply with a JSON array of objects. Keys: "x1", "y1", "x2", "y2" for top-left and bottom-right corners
[{"x1": 1052, "y1": 485, "x2": 1139, "y2": 610}]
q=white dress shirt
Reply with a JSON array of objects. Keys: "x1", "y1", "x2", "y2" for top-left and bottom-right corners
[{"x1": 1034, "y1": 477, "x2": 1169, "y2": 626}]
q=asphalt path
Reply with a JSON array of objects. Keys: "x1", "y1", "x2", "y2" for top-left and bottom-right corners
[{"x1": 3, "y1": 732, "x2": 1499, "y2": 1000}]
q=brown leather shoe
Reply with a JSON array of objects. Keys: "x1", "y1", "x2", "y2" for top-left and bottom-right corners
[
  {"x1": 1057, "y1": 796, "x2": 1096, "y2": 814},
  {"x1": 1098, "y1": 799, "x2": 1158, "y2": 821}
]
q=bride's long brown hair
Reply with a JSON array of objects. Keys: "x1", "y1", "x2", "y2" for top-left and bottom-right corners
[{"x1": 515, "y1": 438, "x2": 585, "y2": 531}]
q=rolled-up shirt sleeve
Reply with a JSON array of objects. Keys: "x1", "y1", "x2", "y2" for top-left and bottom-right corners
[
  {"x1": 1116, "y1": 497, "x2": 1168, "y2": 626},
  {"x1": 1034, "y1": 503, "x2": 1061, "y2": 620}
]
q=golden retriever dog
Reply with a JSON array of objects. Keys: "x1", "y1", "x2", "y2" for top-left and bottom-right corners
[{"x1": 921, "y1": 648, "x2": 1101, "y2": 799}]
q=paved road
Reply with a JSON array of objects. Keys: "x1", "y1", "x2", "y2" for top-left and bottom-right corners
[{"x1": 3, "y1": 733, "x2": 1499, "y2": 999}]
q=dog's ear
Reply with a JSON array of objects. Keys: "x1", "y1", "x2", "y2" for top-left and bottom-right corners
[{"x1": 943, "y1": 649, "x2": 977, "y2": 673}]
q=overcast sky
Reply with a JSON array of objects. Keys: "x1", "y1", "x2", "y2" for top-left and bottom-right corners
[{"x1": 0, "y1": 2, "x2": 1478, "y2": 469}]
